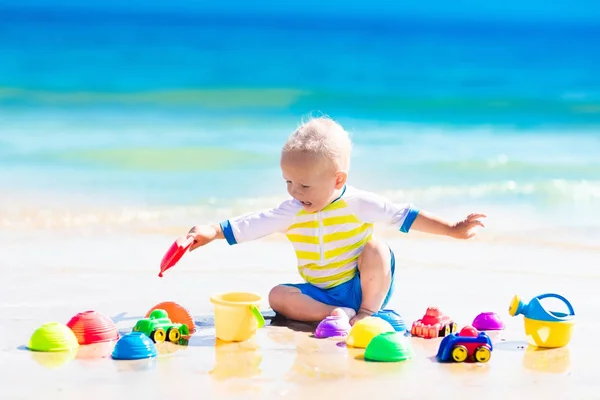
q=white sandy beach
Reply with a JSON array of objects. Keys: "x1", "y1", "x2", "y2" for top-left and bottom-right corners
[{"x1": 1, "y1": 226, "x2": 598, "y2": 400}]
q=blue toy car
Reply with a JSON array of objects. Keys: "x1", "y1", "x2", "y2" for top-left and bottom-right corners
[{"x1": 436, "y1": 325, "x2": 493, "y2": 363}]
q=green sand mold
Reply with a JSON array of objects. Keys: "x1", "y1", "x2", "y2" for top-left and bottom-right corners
[
  {"x1": 28, "y1": 322, "x2": 79, "y2": 352},
  {"x1": 364, "y1": 332, "x2": 413, "y2": 362}
]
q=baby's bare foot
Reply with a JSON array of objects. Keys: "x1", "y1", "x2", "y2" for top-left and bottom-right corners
[
  {"x1": 350, "y1": 310, "x2": 373, "y2": 325},
  {"x1": 330, "y1": 307, "x2": 356, "y2": 320}
]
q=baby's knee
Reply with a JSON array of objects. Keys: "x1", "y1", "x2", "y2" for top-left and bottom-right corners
[
  {"x1": 358, "y1": 239, "x2": 391, "y2": 270},
  {"x1": 268, "y1": 285, "x2": 300, "y2": 310}
]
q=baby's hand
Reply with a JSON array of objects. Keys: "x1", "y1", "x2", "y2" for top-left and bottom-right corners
[
  {"x1": 186, "y1": 224, "x2": 221, "y2": 251},
  {"x1": 449, "y1": 213, "x2": 486, "y2": 239}
]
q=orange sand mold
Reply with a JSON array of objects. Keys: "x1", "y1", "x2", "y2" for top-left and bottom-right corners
[{"x1": 145, "y1": 302, "x2": 195, "y2": 334}]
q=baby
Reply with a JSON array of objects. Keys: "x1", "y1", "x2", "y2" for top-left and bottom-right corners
[{"x1": 186, "y1": 116, "x2": 485, "y2": 325}]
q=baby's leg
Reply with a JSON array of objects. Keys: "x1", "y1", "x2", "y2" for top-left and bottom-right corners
[
  {"x1": 269, "y1": 285, "x2": 355, "y2": 322},
  {"x1": 353, "y1": 239, "x2": 393, "y2": 323}
]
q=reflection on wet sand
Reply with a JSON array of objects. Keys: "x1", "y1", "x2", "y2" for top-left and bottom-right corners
[
  {"x1": 30, "y1": 349, "x2": 77, "y2": 369},
  {"x1": 285, "y1": 335, "x2": 351, "y2": 382},
  {"x1": 409, "y1": 334, "x2": 443, "y2": 356},
  {"x1": 155, "y1": 340, "x2": 190, "y2": 356},
  {"x1": 210, "y1": 338, "x2": 263, "y2": 380},
  {"x1": 113, "y1": 357, "x2": 157, "y2": 372},
  {"x1": 281, "y1": 330, "x2": 411, "y2": 383},
  {"x1": 76, "y1": 341, "x2": 116, "y2": 361},
  {"x1": 30, "y1": 341, "x2": 117, "y2": 369},
  {"x1": 28, "y1": 337, "x2": 193, "y2": 372},
  {"x1": 523, "y1": 345, "x2": 571, "y2": 374}
]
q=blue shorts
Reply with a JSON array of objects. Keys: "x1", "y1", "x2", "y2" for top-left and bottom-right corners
[{"x1": 283, "y1": 248, "x2": 396, "y2": 312}]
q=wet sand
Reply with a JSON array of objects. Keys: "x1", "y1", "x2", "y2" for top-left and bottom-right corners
[{"x1": 1, "y1": 232, "x2": 598, "y2": 399}]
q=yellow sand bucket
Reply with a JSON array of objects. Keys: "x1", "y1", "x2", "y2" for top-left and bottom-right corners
[
  {"x1": 523, "y1": 318, "x2": 575, "y2": 348},
  {"x1": 210, "y1": 292, "x2": 266, "y2": 342}
]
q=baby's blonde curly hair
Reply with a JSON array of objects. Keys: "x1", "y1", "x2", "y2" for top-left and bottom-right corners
[{"x1": 282, "y1": 115, "x2": 352, "y2": 172}]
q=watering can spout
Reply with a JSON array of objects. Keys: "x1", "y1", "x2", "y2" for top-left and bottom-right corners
[{"x1": 508, "y1": 295, "x2": 526, "y2": 317}]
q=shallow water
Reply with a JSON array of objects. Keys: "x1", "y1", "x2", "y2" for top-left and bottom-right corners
[{"x1": 1, "y1": 9, "x2": 600, "y2": 235}]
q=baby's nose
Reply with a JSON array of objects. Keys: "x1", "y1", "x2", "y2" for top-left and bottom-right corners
[{"x1": 291, "y1": 185, "x2": 303, "y2": 196}]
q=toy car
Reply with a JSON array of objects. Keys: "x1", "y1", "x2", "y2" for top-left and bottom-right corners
[
  {"x1": 132, "y1": 309, "x2": 190, "y2": 343},
  {"x1": 436, "y1": 325, "x2": 493, "y2": 363},
  {"x1": 411, "y1": 307, "x2": 457, "y2": 338}
]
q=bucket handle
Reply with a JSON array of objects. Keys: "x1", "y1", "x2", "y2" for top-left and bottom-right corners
[
  {"x1": 249, "y1": 305, "x2": 266, "y2": 328},
  {"x1": 535, "y1": 293, "x2": 575, "y2": 316}
]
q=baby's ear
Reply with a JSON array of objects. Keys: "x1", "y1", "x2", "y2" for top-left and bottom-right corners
[{"x1": 335, "y1": 171, "x2": 347, "y2": 189}]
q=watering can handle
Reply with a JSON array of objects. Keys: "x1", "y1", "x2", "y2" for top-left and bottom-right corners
[
  {"x1": 249, "y1": 305, "x2": 266, "y2": 328},
  {"x1": 536, "y1": 293, "x2": 575, "y2": 315}
]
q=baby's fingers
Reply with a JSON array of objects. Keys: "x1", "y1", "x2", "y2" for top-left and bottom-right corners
[
  {"x1": 470, "y1": 220, "x2": 485, "y2": 228},
  {"x1": 188, "y1": 238, "x2": 201, "y2": 252},
  {"x1": 467, "y1": 213, "x2": 487, "y2": 221}
]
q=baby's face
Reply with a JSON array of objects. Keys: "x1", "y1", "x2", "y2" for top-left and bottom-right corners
[{"x1": 281, "y1": 151, "x2": 344, "y2": 213}]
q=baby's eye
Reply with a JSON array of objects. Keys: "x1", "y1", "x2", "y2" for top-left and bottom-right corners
[
  {"x1": 301, "y1": 185, "x2": 310, "y2": 189},
  {"x1": 285, "y1": 180, "x2": 292, "y2": 184}
]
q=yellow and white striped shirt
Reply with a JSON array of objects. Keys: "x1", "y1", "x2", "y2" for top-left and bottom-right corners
[{"x1": 220, "y1": 186, "x2": 419, "y2": 289}]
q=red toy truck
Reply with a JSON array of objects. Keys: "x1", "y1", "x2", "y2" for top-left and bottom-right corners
[{"x1": 411, "y1": 307, "x2": 458, "y2": 339}]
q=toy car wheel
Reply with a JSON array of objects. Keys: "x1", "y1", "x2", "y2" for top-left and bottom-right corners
[
  {"x1": 451, "y1": 323, "x2": 458, "y2": 333},
  {"x1": 438, "y1": 324, "x2": 449, "y2": 337},
  {"x1": 475, "y1": 346, "x2": 491, "y2": 363},
  {"x1": 167, "y1": 327, "x2": 181, "y2": 343},
  {"x1": 451, "y1": 345, "x2": 468, "y2": 362},
  {"x1": 150, "y1": 328, "x2": 166, "y2": 343}
]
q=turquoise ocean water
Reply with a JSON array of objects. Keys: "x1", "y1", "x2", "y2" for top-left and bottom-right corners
[{"x1": 1, "y1": 5, "x2": 599, "y2": 235}]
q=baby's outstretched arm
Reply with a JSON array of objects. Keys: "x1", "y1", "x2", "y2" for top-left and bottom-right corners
[
  {"x1": 411, "y1": 210, "x2": 486, "y2": 239},
  {"x1": 350, "y1": 188, "x2": 485, "y2": 239},
  {"x1": 185, "y1": 198, "x2": 299, "y2": 252}
]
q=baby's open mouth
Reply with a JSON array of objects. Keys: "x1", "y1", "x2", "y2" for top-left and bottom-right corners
[{"x1": 301, "y1": 201, "x2": 312, "y2": 206}]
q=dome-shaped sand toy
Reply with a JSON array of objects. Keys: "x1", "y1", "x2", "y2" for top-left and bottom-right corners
[
  {"x1": 66, "y1": 310, "x2": 120, "y2": 345},
  {"x1": 364, "y1": 332, "x2": 413, "y2": 362},
  {"x1": 346, "y1": 316, "x2": 394, "y2": 348},
  {"x1": 472, "y1": 312, "x2": 505, "y2": 331},
  {"x1": 509, "y1": 293, "x2": 575, "y2": 348},
  {"x1": 436, "y1": 325, "x2": 493, "y2": 363},
  {"x1": 28, "y1": 322, "x2": 79, "y2": 352},
  {"x1": 372, "y1": 309, "x2": 406, "y2": 332},
  {"x1": 314, "y1": 315, "x2": 352, "y2": 338},
  {"x1": 112, "y1": 332, "x2": 157, "y2": 360},
  {"x1": 133, "y1": 309, "x2": 190, "y2": 343}
]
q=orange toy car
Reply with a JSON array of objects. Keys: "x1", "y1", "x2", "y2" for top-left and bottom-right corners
[{"x1": 411, "y1": 307, "x2": 458, "y2": 338}]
